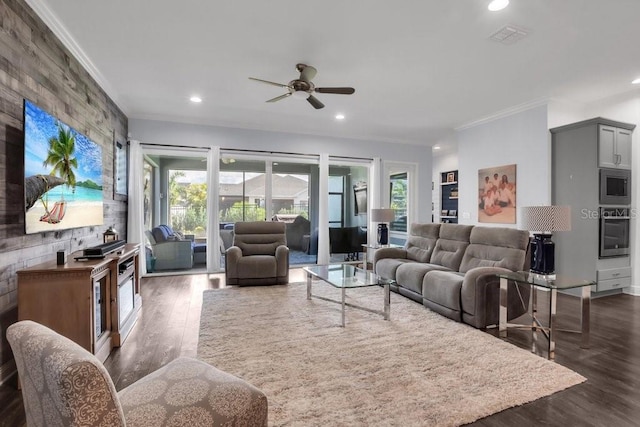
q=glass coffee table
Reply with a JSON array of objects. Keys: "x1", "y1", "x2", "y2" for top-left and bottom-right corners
[{"x1": 303, "y1": 264, "x2": 395, "y2": 327}]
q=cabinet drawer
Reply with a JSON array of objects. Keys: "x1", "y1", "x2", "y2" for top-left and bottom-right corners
[
  {"x1": 597, "y1": 276, "x2": 631, "y2": 292},
  {"x1": 597, "y1": 267, "x2": 631, "y2": 281}
]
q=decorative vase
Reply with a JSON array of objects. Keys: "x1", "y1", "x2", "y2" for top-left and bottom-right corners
[
  {"x1": 530, "y1": 233, "x2": 555, "y2": 274},
  {"x1": 377, "y1": 224, "x2": 389, "y2": 245}
]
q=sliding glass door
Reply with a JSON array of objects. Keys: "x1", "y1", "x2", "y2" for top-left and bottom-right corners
[
  {"x1": 139, "y1": 146, "x2": 211, "y2": 275},
  {"x1": 218, "y1": 152, "x2": 319, "y2": 266},
  {"x1": 327, "y1": 159, "x2": 370, "y2": 263}
]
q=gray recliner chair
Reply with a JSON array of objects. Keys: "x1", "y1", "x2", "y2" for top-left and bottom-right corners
[{"x1": 226, "y1": 221, "x2": 289, "y2": 286}]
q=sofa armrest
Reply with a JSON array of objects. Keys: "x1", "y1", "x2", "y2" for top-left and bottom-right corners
[
  {"x1": 275, "y1": 245, "x2": 290, "y2": 279},
  {"x1": 460, "y1": 267, "x2": 530, "y2": 328},
  {"x1": 225, "y1": 246, "x2": 242, "y2": 277},
  {"x1": 373, "y1": 247, "x2": 407, "y2": 266}
]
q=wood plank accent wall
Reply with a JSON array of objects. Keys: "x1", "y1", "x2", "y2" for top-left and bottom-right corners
[{"x1": 0, "y1": 0, "x2": 128, "y2": 376}]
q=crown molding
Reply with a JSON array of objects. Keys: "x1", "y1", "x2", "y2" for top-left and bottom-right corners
[
  {"x1": 455, "y1": 97, "x2": 550, "y2": 132},
  {"x1": 24, "y1": 0, "x2": 128, "y2": 115}
]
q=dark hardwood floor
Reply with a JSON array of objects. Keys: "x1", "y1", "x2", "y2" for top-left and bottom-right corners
[{"x1": 1, "y1": 270, "x2": 640, "y2": 426}]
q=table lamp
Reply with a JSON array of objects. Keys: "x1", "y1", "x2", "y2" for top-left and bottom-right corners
[
  {"x1": 372, "y1": 208, "x2": 396, "y2": 245},
  {"x1": 521, "y1": 205, "x2": 571, "y2": 275}
]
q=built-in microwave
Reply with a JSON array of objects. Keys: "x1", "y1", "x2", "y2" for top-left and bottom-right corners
[{"x1": 600, "y1": 168, "x2": 631, "y2": 205}]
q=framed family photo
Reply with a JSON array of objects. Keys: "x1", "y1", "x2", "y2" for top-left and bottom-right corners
[
  {"x1": 477, "y1": 164, "x2": 516, "y2": 224},
  {"x1": 446, "y1": 172, "x2": 456, "y2": 183}
]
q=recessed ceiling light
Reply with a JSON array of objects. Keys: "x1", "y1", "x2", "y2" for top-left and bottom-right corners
[
  {"x1": 433, "y1": 146, "x2": 441, "y2": 150},
  {"x1": 632, "y1": 78, "x2": 640, "y2": 85},
  {"x1": 335, "y1": 114, "x2": 345, "y2": 120},
  {"x1": 488, "y1": 0, "x2": 509, "y2": 11},
  {"x1": 190, "y1": 96, "x2": 202, "y2": 103}
]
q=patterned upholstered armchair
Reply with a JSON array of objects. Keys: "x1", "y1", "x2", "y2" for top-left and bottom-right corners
[
  {"x1": 226, "y1": 221, "x2": 289, "y2": 286},
  {"x1": 7, "y1": 320, "x2": 268, "y2": 426}
]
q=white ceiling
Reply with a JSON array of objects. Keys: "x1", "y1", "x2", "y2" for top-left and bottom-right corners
[{"x1": 29, "y1": 0, "x2": 640, "y2": 147}]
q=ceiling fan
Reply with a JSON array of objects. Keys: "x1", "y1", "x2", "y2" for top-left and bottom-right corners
[{"x1": 249, "y1": 63, "x2": 355, "y2": 110}]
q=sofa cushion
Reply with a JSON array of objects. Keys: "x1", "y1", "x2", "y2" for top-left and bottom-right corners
[
  {"x1": 429, "y1": 224, "x2": 473, "y2": 271},
  {"x1": 405, "y1": 223, "x2": 440, "y2": 262},
  {"x1": 396, "y1": 263, "x2": 452, "y2": 295},
  {"x1": 152, "y1": 225, "x2": 171, "y2": 243},
  {"x1": 235, "y1": 255, "x2": 277, "y2": 279},
  {"x1": 459, "y1": 226, "x2": 529, "y2": 273},
  {"x1": 422, "y1": 270, "x2": 465, "y2": 321},
  {"x1": 376, "y1": 258, "x2": 413, "y2": 281}
]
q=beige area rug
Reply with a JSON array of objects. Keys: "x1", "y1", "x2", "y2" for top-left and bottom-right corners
[{"x1": 198, "y1": 283, "x2": 585, "y2": 426}]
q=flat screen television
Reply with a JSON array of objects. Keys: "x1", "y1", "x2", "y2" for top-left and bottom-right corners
[{"x1": 24, "y1": 99, "x2": 103, "y2": 234}]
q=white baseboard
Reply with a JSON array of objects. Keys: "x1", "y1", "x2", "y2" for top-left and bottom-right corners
[
  {"x1": 624, "y1": 286, "x2": 640, "y2": 296},
  {"x1": 0, "y1": 359, "x2": 17, "y2": 386}
]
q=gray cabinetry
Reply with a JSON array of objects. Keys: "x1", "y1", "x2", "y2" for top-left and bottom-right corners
[
  {"x1": 551, "y1": 117, "x2": 635, "y2": 295},
  {"x1": 599, "y1": 124, "x2": 632, "y2": 169}
]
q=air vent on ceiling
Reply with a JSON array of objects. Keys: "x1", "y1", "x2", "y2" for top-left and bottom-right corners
[{"x1": 489, "y1": 25, "x2": 528, "y2": 44}]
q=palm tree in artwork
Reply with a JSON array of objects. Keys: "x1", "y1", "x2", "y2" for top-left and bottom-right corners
[
  {"x1": 39, "y1": 123, "x2": 78, "y2": 223},
  {"x1": 44, "y1": 123, "x2": 78, "y2": 191}
]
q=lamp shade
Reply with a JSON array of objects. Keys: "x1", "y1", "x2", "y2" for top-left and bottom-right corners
[
  {"x1": 372, "y1": 208, "x2": 395, "y2": 223},
  {"x1": 521, "y1": 206, "x2": 571, "y2": 233}
]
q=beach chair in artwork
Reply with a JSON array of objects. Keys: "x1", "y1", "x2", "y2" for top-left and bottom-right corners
[{"x1": 40, "y1": 200, "x2": 67, "y2": 224}]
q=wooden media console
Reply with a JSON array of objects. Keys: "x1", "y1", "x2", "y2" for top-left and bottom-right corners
[{"x1": 17, "y1": 244, "x2": 141, "y2": 362}]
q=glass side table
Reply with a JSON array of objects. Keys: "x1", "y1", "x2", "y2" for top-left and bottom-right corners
[
  {"x1": 495, "y1": 271, "x2": 594, "y2": 360},
  {"x1": 361, "y1": 243, "x2": 403, "y2": 270}
]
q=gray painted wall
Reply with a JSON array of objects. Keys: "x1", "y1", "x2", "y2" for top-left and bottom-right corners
[{"x1": 456, "y1": 105, "x2": 550, "y2": 227}]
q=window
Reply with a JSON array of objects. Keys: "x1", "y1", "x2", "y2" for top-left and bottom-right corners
[{"x1": 389, "y1": 172, "x2": 408, "y2": 232}]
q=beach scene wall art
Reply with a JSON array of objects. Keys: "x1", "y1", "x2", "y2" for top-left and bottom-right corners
[{"x1": 24, "y1": 100, "x2": 104, "y2": 234}]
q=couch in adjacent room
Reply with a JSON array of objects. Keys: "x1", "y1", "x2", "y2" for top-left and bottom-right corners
[
  {"x1": 146, "y1": 224, "x2": 206, "y2": 270},
  {"x1": 374, "y1": 223, "x2": 531, "y2": 329}
]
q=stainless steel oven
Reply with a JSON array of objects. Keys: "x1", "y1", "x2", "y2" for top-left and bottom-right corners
[{"x1": 599, "y1": 207, "x2": 630, "y2": 258}]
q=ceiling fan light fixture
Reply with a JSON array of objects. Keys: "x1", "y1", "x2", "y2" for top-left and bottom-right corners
[
  {"x1": 190, "y1": 96, "x2": 202, "y2": 103},
  {"x1": 335, "y1": 114, "x2": 345, "y2": 120},
  {"x1": 488, "y1": 0, "x2": 509, "y2": 11},
  {"x1": 292, "y1": 90, "x2": 310, "y2": 100},
  {"x1": 632, "y1": 77, "x2": 640, "y2": 84}
]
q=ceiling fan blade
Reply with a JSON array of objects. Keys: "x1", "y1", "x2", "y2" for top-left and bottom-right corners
[
  {"x1": 307, "y1": 95, "x2": 325, "y2": 109},
  {"x1": 266, "y1": 93, "x2": 292, "y2": 103},
  {"x1": 299, "y1": 65, "x2": 317, "y2": 82},
  {"x1": 249, "y1": 77, "x2": 289, "y2": 88},
  {"x1": 315, "y1": 87, "x2": 355, "y2": 95}
]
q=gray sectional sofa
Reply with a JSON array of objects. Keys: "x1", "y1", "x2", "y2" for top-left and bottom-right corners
[{"x1": 374, "y1": 223, "x2": 531, "y2": 329}]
